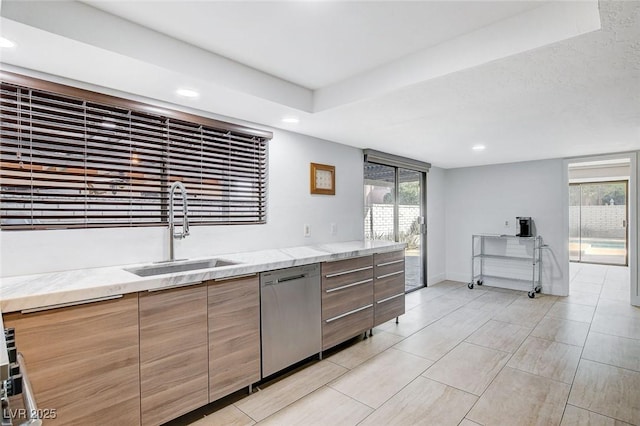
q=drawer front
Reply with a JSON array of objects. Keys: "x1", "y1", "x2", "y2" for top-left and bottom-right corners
[
  {"x1": 322, "y1": 279, "x2": 373, "y2": 321},
  {"x1": 374, "y1": 250, "x2": 404, "y2": 266},
  {"x1": 322, "y1": 304, "x2": 373, "y2": 351},
  {"x1": 374, "y1": 251, "x2": 405, "y2": 281},
  {"x1": 374, "y1": 272, "x2": 405, "y2": 302},
  {"x1": 322, "y1": 256, "x2": 373, "y2": 291},
  {"x1": 374, "y1": 293, "x2": 405, "y2": 326}
]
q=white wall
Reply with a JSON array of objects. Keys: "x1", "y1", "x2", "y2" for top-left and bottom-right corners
[
  {"x1": 444, "y1": 159, "x2": 568, "y2": 296},
  {"x1": 427, "y1": 166, "x2": 446, "y2": 285},
  {"x1": 0, "y1": 130, "x2": 364, "y2": 277}
]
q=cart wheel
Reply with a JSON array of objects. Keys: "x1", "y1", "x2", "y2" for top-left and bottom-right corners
[
  {"x1": 535, "y1": 287, "x2": 541, "y2": 293},
  {"x1": 468, "y1": 283, "x2": 474, "y2": 289},
  {"x1": 477, "y1": 280, "x2": 483, "y2": 286},
  {"x1": 528, "y1": 291, "x2": 535, "y2": 299}
]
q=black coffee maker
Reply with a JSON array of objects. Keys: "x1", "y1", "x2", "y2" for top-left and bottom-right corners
[{"x1": 516, "y1": 217, "x2": 533, "y2": 237}]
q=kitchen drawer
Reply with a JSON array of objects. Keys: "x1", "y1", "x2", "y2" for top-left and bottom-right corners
[
  {"x1": 321, "y1": 256, "x2": 373, "y2": 291},
  {"x1": 374, "y1": 271, "x2": 405, "y2": 302},
  {"x1": 321, "y1": 277, "x2": 373, "y2": 321},
  {"x1": 322, "y1": 304, "x2": 373, "y2": 351},
  {"x1": 374, "y1": 251, "x2": 405, "y2": 280},
  {"x1": 374, "y1": 292, "x2": 405, "y2": 326}
]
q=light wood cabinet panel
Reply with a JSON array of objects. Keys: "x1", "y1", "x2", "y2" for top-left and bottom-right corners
[
  {"x1": 3, "y1": 294, "x2": 141, "y2": 426},
  {"x1": 322, "y1": 279, "x2": 373, "y2": 321},
  {"x1": 322, "y1": 305, "x2": 373, "y2": 351},
  {"x1": 139, "y1": 284, "x2": 209, "y2": 426},
  {"x1": 374, "y1": 273, "x2": 405, "y2": 302},
  {"x1": 208, "y1": 275, "x2": 261, "y2": 402},
  {"x1": 321, "y1": 256, "x2": 374, "y2": 290},
  {"x1": 374, "y1": 294, "x2": 405, "y2": 326},
  {"x1": 374, "y1": 251, "x2": 406, "y2": 326},
  {"x1": 321, "y1": 256, "x2": 374, "y2": 351}
]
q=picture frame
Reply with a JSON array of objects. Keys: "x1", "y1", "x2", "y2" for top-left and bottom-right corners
[{"x1": 310, "y1": 162, "x2": 335, "y2": 195}]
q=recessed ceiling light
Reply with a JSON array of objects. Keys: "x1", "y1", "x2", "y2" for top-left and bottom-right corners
[
  {"x1": 0, "y1": 37, "x2": 16, "y2": 48},
  {"x1": 176, "y1": 88, "x2": 199, "y2": 98},
  {"x1": 472, "y1": 144, "x2": 486, "y2": 151},
  {"x1": 282, "y1": 117, "x2": 299, "y2": 124}
]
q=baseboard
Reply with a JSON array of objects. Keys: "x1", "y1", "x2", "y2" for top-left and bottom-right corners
[
  {"x1": 445, "y1": 272, "x2": 470, "y2": 283},
  {"x1": 428, "y1": 272, "x2": 446, "y2": 286}
]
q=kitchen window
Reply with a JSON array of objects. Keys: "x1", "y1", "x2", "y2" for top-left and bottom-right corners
[{"x1": 0, "y1": 73, "x2": 271, "y2": 230}]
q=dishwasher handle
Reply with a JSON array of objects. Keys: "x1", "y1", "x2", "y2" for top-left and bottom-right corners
[{"x1": 273, "y1": 273, "x2": 307, "y2": 284}]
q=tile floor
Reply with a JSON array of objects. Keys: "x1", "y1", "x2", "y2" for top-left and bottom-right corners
[{"x1": 181, "y1": 263, "x2": 638, "y2": 426}]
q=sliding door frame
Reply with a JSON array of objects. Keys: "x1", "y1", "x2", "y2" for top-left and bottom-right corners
[
  {"x1": 562, "y1": 152, "x2": 638, "y2": 306},
  {"x1": 363, "y1": 161, "x2": 428, "y2": 292},
  {"x1": 569, "y1": 180, "x2": 629, "y2": 266}
]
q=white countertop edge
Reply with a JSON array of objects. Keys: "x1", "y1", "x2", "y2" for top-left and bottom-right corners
[{"x1": 0, "y1": 240, "x2": 406, "y2": 313}]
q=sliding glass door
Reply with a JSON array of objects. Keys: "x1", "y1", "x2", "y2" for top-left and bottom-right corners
[
  {"x1": 569, "y1": 181, "x2": 628, "y2": 265},
  {"x1": 364, "y1": 163, "x2": 426, "y2": 292}
]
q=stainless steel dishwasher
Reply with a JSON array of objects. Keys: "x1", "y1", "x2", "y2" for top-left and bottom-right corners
[{"x1": 260, "y1": 264, "x2": 321, "y2": 378}]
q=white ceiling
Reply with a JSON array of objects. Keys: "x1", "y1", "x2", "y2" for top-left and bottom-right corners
[
  {"x1": 83, "y1": 1, "x2": 545, "y2": 89},
  {"x1": 1, "y1": 0, "x2": 639, "y2": 168}
]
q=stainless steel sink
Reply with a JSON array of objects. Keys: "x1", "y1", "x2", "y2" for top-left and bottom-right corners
[{"x1": 125, "y1": 258, "x2": 238, "y2": 277}]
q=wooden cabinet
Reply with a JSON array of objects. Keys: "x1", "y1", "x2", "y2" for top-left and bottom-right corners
[
  {"x1": 3, "y1": 294, "x2": 141, "y2": 426},
  {"x1": 321, "y1": 256, "x2": 374, "y2": 350},
  {"x1": 208, "y1": 275, "x2": 261, "y2": 402},
  {"x1": 1, "y1": 249, "x2": 402, "y2": 424},
  {"x1": 139, "y1": 284, "x2": 209, "y2": 426},
  {"x1": 373, "y1": 250, "x2": 406, "y2": 326}
]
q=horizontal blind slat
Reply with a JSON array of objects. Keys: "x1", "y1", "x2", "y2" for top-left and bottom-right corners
[{"x1": 1, "y1": 78, "x2": 269, "y2": 229}]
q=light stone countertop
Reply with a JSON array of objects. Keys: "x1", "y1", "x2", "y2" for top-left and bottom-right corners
[{"x1": 0, "y1": 240, "x2": 406, "y2": 313}]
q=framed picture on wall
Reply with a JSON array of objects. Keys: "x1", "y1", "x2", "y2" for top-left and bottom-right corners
[{"x1": 310, "y1": 163, "x2": 335, "y2": 195}]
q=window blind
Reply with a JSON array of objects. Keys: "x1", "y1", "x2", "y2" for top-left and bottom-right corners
[{"x1": 0, "y1": 77, "x2": 269, "y2": 230}]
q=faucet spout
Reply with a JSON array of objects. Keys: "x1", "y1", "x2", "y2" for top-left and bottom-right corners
[{"x1": 168, "y1": 181, "x2": 190, "y2": 261}]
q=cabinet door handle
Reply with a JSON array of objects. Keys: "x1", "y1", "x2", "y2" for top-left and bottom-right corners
[
  {"x1": 376, "y1": 293, "x2": 404, "y2": 304},
  {"x1": 325, "y1": 266, "x2": 373, "y2": 278},
  {"x1": 148, "y1": 281, "x2": 203, "y2": 292},
  {"x1": 376, "y1": 270, "x2": 404, "y2": 280},
  {"x1": 325, "y1": 304, "x2": 373, "y2": 323},
  {"x1": 376, "y1": 259, "x2": 404, "y2": 267},
  {"x1": 21, "y1": 294, "x2": 123, "y2": 314},
  {"x1": 215, "y1": 273, "x2": 257, "y2": 282},
  {"x1": 325, "y1": 279, "x2": 372, "y2": 293}
]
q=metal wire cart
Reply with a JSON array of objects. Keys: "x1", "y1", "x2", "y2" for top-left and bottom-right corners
[{"x1": 468, "y1": 234, "x2": 543, "y2": 298}]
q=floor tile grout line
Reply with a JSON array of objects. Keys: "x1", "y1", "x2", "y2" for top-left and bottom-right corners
[
  {"x1": 462, "y1": 339, "x2": 515, "y2": 355},
  {"x1": 419, "y1": 371, "x2": 499, "y2": 399},
  {"x1": 326, "y1": 384, "x2": 379, "y2": 411},
  {"x1": 460, "y1": 302, "x2": 545, "y2": 420},
  {"x1": 349, "y1": 284, "x2": 521, "y2": 424},
  {"x1": 528, "y1": 327, "x2": 589, "y2": 348},
  {"x1": 565, "y1": 403, "x2": 634, "y2": 425},
  {"x1": 579, "y1": 356, "x2": 640, "y2": 375},
  {"x1": 429, "y1": 285, "x2": 551, "y2": 422},
  {"x1": 560, "y1": 272, "x2": 601, "y2": 425},
  {"x1": 235, "y1": 360, "x2": 350, "y2": 424}
]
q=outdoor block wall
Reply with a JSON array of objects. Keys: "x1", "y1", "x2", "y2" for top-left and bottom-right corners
[
  {"x1": 364, "y1": 204, "x2": 420, "y2": 240},
  {"x1": 569, "y1": 205, "x2": 626, "y2": 238}
]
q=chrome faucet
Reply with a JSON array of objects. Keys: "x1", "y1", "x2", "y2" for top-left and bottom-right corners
[{"x1": 168, "y1": 181, "x2": 190, "y2": 261}]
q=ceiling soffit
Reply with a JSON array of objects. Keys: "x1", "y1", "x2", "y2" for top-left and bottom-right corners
[{"x1": 0, "y1": 1, "x2": 601, "y2": 113}]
